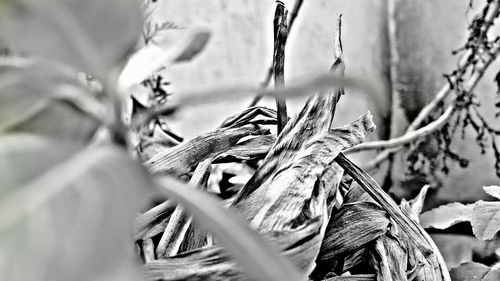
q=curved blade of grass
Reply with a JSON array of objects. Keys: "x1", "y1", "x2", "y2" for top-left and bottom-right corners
[
  {"x1": 131, "y1": 72, "x2": 386, "y2": 129},
  {"x1": 155, "y1": 176, "x2": 304, "y2": 281}
]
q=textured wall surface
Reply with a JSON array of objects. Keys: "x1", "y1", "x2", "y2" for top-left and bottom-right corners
[
  {"x1": 151, "y1": 0, "x2": 500, "y2": 207},
  {"x1": 388, "y1": 0, "x2": 500, "y2": 207}
]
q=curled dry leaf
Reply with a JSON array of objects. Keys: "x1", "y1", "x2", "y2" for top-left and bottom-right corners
[
  {"x1": 483, "y1": 185, "x2": 500, "y2": 200},
  {"x1": 144, "y1": 113, "x2": 376, "y2": 280},
  {"x1": 144, "y1": 126, "x2": 270, "y2": 177},
  {"x1": 318, "y1": 202, "x2": 390, "y2": 261},
  {"x1": 134, "y1": 200, "x2": 176, "y2": 240},
  {"x1": 213, "y1": 135, "x2": 276, "y2": 164},
  {"x1": 420, "y1": 202, "x2": 474, "y2": 230},
  {"x1": 471, "y1": 200, "x2": 500, "y2": 240},
  {"x1": 450, "y1": 262, "x2": 500, "y2": 281},
  {"x1": 143, "y1": 54, "x2": 376, "y2": 279},
  {"x1": 154, "y1": 176, "x2": 305, "y2": 281}
]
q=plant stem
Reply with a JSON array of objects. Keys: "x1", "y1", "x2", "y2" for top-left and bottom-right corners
[
  {"x1": 274, "y1": 1, "x2": 288, "y2": 134},
  {"x1": 249, "y1": 0, "x2": 305, "y2": 107}
]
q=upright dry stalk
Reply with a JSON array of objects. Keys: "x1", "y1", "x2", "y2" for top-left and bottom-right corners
[
  {"x1": 274, "y1": 1, "x2": 289, "y2": 134},
  {"x1": 249, "y1": 0, "x2": 305, "y2": 107}
]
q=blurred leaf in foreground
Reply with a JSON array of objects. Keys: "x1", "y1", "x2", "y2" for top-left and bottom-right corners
[
  {"x1": 0, "y1": 0, "x2": 142, "y2": 73},
  {"x1": 0, "y1": 145, "x2": 152, "y2": 281},
  {"x1": 0, "y1": 58, "x2": 102, "y2": 140}
]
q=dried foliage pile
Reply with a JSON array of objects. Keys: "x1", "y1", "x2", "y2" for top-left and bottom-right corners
[{"x1": 132, "y1": 13, "x2": 449, "y2": 281}]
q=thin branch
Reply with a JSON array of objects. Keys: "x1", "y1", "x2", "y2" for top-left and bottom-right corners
[
  {"x1": 274, "y1": 1, "x2": 289, "y2": 134},
  {"x1": 347, "y1": 2, "x2": 500, "y2": 170},
  {"x1": 360, "y1": 41, "x2": 500, "y2": 171},
  {"x1": 344, "y1": 106, "x2": 455, "y2": 154}
]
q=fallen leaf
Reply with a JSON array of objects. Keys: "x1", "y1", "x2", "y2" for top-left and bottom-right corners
[
  {"x1": 420, "y1": 202, "x2": 474, "y2": 230},
  {"x1": 471, "y1": 200, "x2": 500, "y2": 240}
]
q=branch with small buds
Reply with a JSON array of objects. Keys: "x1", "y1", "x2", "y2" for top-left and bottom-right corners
[{"x1": 345, "y1": 0, "x2": 500, "y2": 175}]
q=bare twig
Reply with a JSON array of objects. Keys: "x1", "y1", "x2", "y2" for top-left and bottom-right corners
[
  {"x1": 274, "y1": 1, "x2": 289, "y2": 134},
  {"x1": 344, "y1": 106, "x2": 455, "y2": 154},
  {"x1": 360, "y1": 40, "x2": 500, "y2": 171},
  {"x1": 349, "y1": 1, "x2": 500, "y2": 171}
]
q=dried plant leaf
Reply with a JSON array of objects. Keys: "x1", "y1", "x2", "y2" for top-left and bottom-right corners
[
  {"x1": 407, "y1": 184, "x2": 430, "y2": 218},
  {"x1": 144, "y1": 219, "x2": 322, "y2": 281},
  {"x1": 471, "y1": 200, "x2": 500, "y2": 240},
  {"x1": 450, "y1": 262, "x2": 500, "y2": 281},
  {"x1": 370, "y1": 235, "x2": 407, "y2": 281},
  {"x1": 243, "y1": 114, "x2": 375, "y2": 227},
  {"x1": 233, "y1": 57, "x2": 348, "y2": 208},
  {"x1": 483, "y1": 185, "x2": 500, "y2": 200},
  {"x1": 319, "y1": 202, "x2": 390, "y2": 261},
  {"x1": 326, "y1": 274, "x2": 375, "y2": 281},
  {"x1": 220, "y1": 106, "x2": 278, "y2": 129},
  {"x1": 144, "y1": 126, "x2": 269, "y2": 177},
  {"x1": 155, "y1": 176, "x2": 304, "y2": 281},
  {"x1": 213, "y1": 135, "x2": 276, "y2": 163},
  {"x1": 156, "y1": 160, "x2": 211, "y2": 258},
  {"x1": 134, "y1": 201, "x2": 176, "y2": 240},
  {"x1": 400, "y1": 196, "x2": 451, "y2": 281},
  {"x1": 420, "y1": 202, "x2": 473, "y2": 230},
  {"x1": 335, "y1": 154, "x2": 433, "y2": 257}
]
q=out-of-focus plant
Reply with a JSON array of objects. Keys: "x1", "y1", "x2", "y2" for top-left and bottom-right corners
[{"x1": 0, "y1": 0, "x2": 306, "y2": 280}]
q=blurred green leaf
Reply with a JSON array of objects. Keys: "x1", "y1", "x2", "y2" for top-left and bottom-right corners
[
  {"x1": 471, "y1": 200, "x2": 500, "y2": 240},
  {"x1": 450, "y1": 262, "x2": 500, "y2": 281},
  {"x1": 420, "y1": 202, "x2": 474, "y2": 230},
  {"x1": 0, "y1": 58, "x2": 102, "y2": 140},
  {"x1": 0, "y1": 144, "x2": 152, "y2": 281},
  {"x1": 155, "y1": 176, "x2": 304, "y2": 281},
  {"x1": 0, "y1": 0, "x2": 142, "y2": 72}
]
